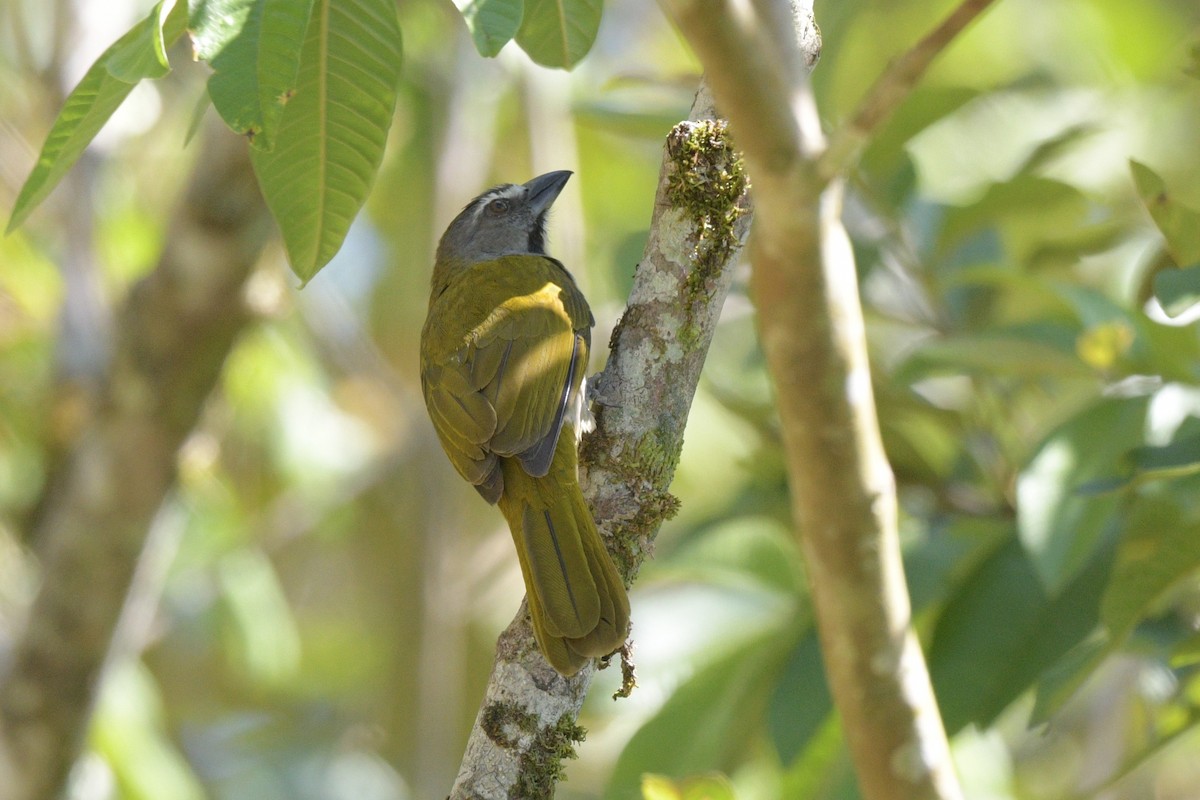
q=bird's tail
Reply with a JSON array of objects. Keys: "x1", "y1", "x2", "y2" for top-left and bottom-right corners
[{"x1": 497, "y1": 434, "x2": 630, "y2": 676}]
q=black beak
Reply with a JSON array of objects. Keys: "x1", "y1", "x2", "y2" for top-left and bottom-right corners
[{"x1": 524, "y1": 170, "x2": 572, "y2": 216}]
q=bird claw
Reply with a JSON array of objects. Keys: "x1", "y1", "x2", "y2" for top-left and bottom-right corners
[{"x1": 586, "y1": 370, "x2": 620, "y2": 408}]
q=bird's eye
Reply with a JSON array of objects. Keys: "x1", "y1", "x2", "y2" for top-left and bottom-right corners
[{"x1": 487, "y1": 198, "x2": 511, "y2": 214}]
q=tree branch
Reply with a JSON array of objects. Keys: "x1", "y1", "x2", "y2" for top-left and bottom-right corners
[
  {"x1": 818, "y1": 0, "x2": 1000, "y2": 181},
  {"x1": 0, "y1": 125, "x2": 271, "y2": 800},
  {"x1": 448, "y1": 59, "x2": 814, "y2": 795},
  {"x1": 662, "y1": 1, "x2": 966, "y2": 799}
]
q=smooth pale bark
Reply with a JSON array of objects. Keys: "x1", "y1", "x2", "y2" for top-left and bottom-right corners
[{"x1": 660, "y1": 0, "x2": 995, "y2": 798}]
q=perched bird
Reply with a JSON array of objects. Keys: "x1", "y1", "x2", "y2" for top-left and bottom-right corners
[{"x1": 420, "y1": 171, "x2": 630, "y2": 676}]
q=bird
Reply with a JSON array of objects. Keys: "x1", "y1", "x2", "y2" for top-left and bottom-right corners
[{"x1": 419, "y1": 170, "x2": 630, "y2": 676}]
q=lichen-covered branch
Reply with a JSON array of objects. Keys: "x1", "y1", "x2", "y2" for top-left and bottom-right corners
[
  {"x1": 448, "y1": 74, "x2": 822, "y2": 796},
  {"x1": 663, "y1": 1, "x2": 965, "y2": 799},
  {"x1": 0, "y1": 126, "x2": 271, "y2": 800}
]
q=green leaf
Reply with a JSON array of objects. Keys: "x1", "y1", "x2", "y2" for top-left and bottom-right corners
[
  {"x1": 766, "y1": 632, "x2": 830, "y2": 764},
  {"x1": 7, "y1": 0, "x2": 188, "y2": 232},
  {"x1": 1035, "y1": 490, "x2": 1200, "y2": 722},
  {"x1": 189, "y1": 0, "x2": 315, "y2": 150},
  {"x1": 1016, "y1": 397, "x2": 1149, "y2": 593},
  {"x1": 1152, "y1": 264, "x2": 1200, "y2": 318},
  {"x1": 250, "y1": 0, "x2": 403, "y2": 283},
  {"x1": 895, "y1": 333, "x2": 1090, "y2": 383},
  {"x1": 1029, "y1": 630, "x2": 1112, "y2": 725},
  {"x1": 1101, "y1": 494, "x2": 1200, "y2": 642},
  {"x1": 106, "y1": 0, "x2": 186, "y2": 82},
  {"x1": 1129, "y1": 433, "x2": 1200, "y2": 481},
  {"x1": 456, "y1": 0, "x2": 524, "y2": 58},
  {"x1": 928, "y1": 533, "x2": 1114, "y2": 732},
  {"x1": 1130, "y1": 160, "x2": 1200, "y2": 266},
  {"x1": 607, "y1": 629, "x2": 787, "y2": 799},
  {"x1": 515, "y1": 0, "x2": 602, "y2": 69}
]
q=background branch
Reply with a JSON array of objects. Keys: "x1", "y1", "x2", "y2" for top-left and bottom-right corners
[
  {"x1": 662, "y1": 0, "x2": 978, "y2": 798},
  {"x1": 0, "y1": 125, "x2": 271, "y2": 800},
  {"x1": 818, "y1": 0, "x2": 1000, "y2": 180}
]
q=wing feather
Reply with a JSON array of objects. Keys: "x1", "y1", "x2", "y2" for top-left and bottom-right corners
[{"x1": 419, "y1": 254, "x2": 592, "y2": 490}]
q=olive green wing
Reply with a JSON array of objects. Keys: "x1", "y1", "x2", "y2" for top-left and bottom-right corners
[
  {"x1": 468, "y1": 256, "x2": 590, "y2": 476},
  {"x1": 420, "y1": 255, "x2": 592, "y2": 499}
]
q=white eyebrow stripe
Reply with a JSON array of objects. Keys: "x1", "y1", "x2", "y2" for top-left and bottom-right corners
[{"x1": 483, "y1": 184, "x2": 523, "y2": 201}]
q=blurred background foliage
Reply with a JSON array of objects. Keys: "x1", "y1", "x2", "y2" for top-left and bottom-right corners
[{"x1": 2, "y1": 0, "x2": 1200, "y2": 798}]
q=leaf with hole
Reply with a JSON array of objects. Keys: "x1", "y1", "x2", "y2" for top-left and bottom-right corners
[
  {"x1": 516, "y1": 0, "x2": 602, "y2": 69},
  {"x1": 189, "y1": 0, "x2": 315, "y2": 150},
  {"x1": 455, "y1": 0, "x2": 524, "y2": 57},
  {"x1": 1130, "y1": 160, "x2": 1200, "y2": 266}
]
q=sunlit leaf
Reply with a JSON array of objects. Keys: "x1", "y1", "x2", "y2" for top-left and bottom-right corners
[
  {"x1": 1152, "y1": 265, "x2": 1200, "y2": 318},
  {"x1": 106, "y1": 0, "x2": 185, "y2": 82},
  {"x1": 515, "y1": 0, "x2": 601, "y2": 69},
  {"x1": 217, "y1": 548, "x2": 302, "y2": 685},
  {"x1": 1016, "y1": 397, "x2": 1149, "y2": 592},
  {"x1": 250, "y1": 0, "x2": 403, "y2": 283},
  {"x1": 1075, "y1": 321, "x2": 1134, "y2": 370},
  {"x1": 1130, "y1": 160, "x2": 1200, "y2": 266},
  {"x1": 456, "y1": 0, "x2": 524, "y2": 57},
  {"x1": 7, "y1": 0, "x2": 187, "y2": 232},
  {"x1": 641, "y1": 773, "x2": 736, "y2": 800},
  {"x1": 91, "y1": 661, "x2": 206, "y2": 800},
  {"x1": 189, "y1": 0, "x2": 315, "y2": 150}
]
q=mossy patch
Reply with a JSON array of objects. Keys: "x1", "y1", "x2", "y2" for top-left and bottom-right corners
[
  {"x1": 512, "y1": 713, "x2": 586, "y2": 799},
  {"x1": 664, "y1": 119, "x2": 748, "y2": 347},
  {"x1": 481, "y1": 700, "x2": 539, "y2": 749}
]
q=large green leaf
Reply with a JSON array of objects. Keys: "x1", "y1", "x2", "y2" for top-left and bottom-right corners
[
  {"x1": 1016, "y1": 397, "x2": 1149, "y2": 593},
  {"x1": 515, "y1": 0, "x2": 602, "y2": 69},
  {"x1": 7, "y1": 0, "x2": 187, "y2": 232},
  {"x1": 107, "y1": 0, "x2": 185, "y2": 82},
  {"x1": 606, "y1": 629, "x2": 789, "y2": 799},
  {"x1": 1130, "y1": 160, "x2": 1200, "y2": 266},
  {"x1": 250, "y1": 0, "x2": 403, "y2": 283},
  {"x1": 189, "y1": 0, "x2": 315, "y2": 150},
  {"x1": 928, "y1": 533, "x2": 1114, "y2": 732},
  {"x1": 455, "y1": 0, "x2": 524, "y2": 58}
]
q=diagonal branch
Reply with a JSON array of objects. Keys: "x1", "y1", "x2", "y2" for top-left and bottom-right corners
[
  {"x1": 662, "y1": 0, "x2": 970, "y2": 798},
  {"x1": 448, "y1": 73, "x2": 818, "y2": 800}
]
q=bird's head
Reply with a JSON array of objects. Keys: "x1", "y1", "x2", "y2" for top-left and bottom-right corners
[{"x1": 434, "y1": 171, "x2": 572, "y2": 283}]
